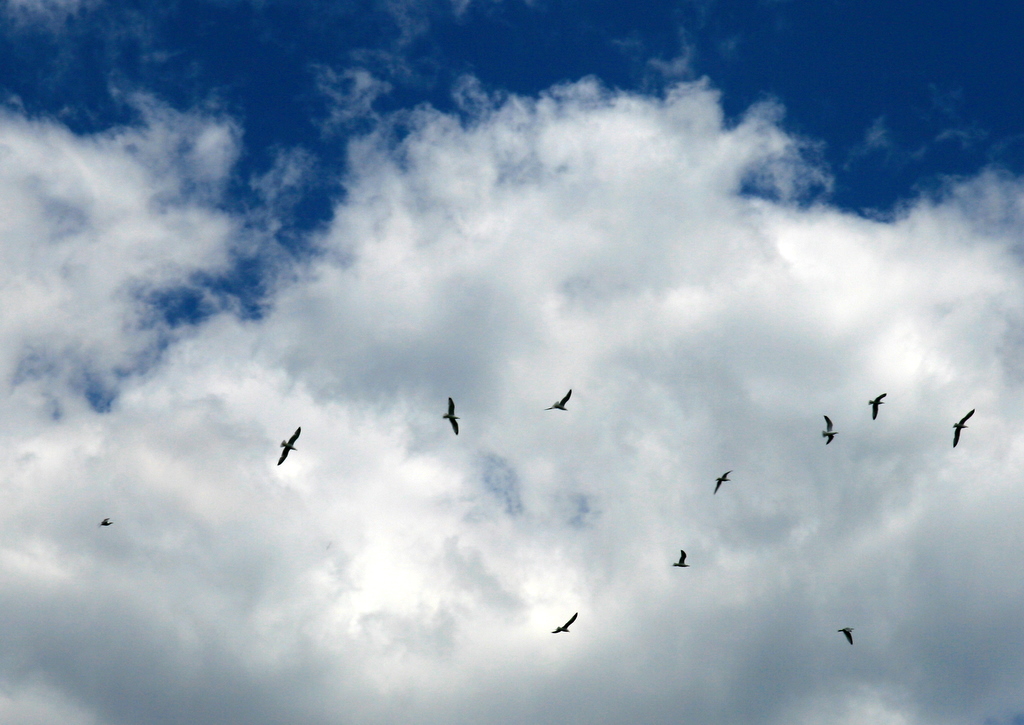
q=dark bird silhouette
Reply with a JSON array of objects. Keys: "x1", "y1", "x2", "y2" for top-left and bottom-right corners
[
  {"x1": 672, "y1": 550, "x2": 690, "y2": 567},
  {"x1": 552, "y1": 612, "x2": 578, "y2": 633},
  {"x1": 443, "y1": 397, "x2": 459, "y2": 435},
  {"x1": 277, "y1": 427, "x2": 301, "y2": 465},
  {"x1": 714, "y1": 470, "x2": 732, "y2": 495},
  {"x1": 822, "y1": 415, "x2": 837, "y2": 444},
  {"x1": 869, "y1": 393, "x2": 887, "y2": 420},
  {"x1": 953, "y1": 409, "x2": 975, "y2": 447},
  {"x1": 838, "y1": 627, "x2": 854, "y2": 645},
  {"x1": 546, "y1": 389, "x2": 572, "y2": 411},
  {"x1": 99, "y1": 518, "x2": 113, "y2": 527}
]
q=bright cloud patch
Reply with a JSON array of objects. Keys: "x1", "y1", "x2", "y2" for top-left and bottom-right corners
[
  {"x1": 3, "y1": 79, "x2": 1024, "y2": 725},
  {"x1": 0, "y1": 98, "x2": 240, "y2": 415}
]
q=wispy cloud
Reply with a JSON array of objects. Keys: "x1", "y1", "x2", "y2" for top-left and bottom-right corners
[
  {"x1": 314, "y1": 66, "x2": 394, "y2": 134},
  {"x1": 2, "y1": 0, "x2": 96, "y2": 25}
]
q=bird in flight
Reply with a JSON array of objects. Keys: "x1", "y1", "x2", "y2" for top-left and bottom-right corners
[
  {"x1": 838, "y1": 627, "x2": 854, "y2": 645},
  {"x1": 99, "y1": 518, "x2": 113, "y2": 527},
  {"x1": 277, "y1": 427, "x2": 301, "y2": 465},
  {"x1": 552, "y1": 612, "x2": 578, "y2": 633},
  {"x1": 672, "y1": 550, "x2": 690, "y2": 567},
  {"x1": 546, "y1": 389, "x2": 572, "y2": 411},
  {"x1": 444, "y1": 397, "x2": 460, "y2": 435},
  {"x1": 869, "y1": 393, "x2": 887, "y2": 420},
  {"x1": 953, "y1": 409, "x2": 975, "y2": 447},
  {"x1": 822, "y1": 416, "x2": 837, "y2": 444},
  {"x1": 714, "y1": 470, "x2": 732, "y2": 495}
]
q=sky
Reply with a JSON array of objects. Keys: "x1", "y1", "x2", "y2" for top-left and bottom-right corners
[{"x1": 1, "y1": 1, "x2": 1024, "y2": 724}]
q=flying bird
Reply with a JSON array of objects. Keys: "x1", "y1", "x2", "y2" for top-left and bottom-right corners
[
  {"x1": 546, "y1": 389, "x2": 572, "y2": 411},
  {"x1": 822, "y1": 416, "x2": 837, "y2": 444},
  {"x1": 714, "y1": 470, "x2": 732, "y2": 495},
  {"x1": 99, "y1": 518, "x2": 112, "y2": 527},
  {"x1": 869, "y1": 393, "x2": 887, "y2": 420},
  {"x1": 953, "y1": 409, "x2": 975, "y2": 448},
  {"x1": 277, "y1": 427, "x2": 301, "y2": 465},
  {"x1": 552, "y1": 612, "x2": 578, "y2": 633},
  {"x1": 443, "y1": 397, "x2": 460, "y2": 435},
  {"x1": 672, "y1": 550, "x2": 690, "y2": 567},
  {"x1": 838, "y1": 627, "x2": 854, "y2": 645}
]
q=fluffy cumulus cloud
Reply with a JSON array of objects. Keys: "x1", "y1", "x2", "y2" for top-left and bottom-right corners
[
  {"x1": 3, "y1": 77, "x2": 1024, "y2": 725},
  {"x1": 0, "y1": 97, "x2": 240, "y2": 416}
]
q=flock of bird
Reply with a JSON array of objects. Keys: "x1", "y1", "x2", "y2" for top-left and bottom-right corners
[{"x1": 96, "y1": 387, "x2": 977, "y2": 646}]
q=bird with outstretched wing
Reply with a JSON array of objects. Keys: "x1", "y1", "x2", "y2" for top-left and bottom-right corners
[
  {"x1": 552, "y1": 612, "x2": 578, "y2": 633},
  {"x1": 546, "y1": 389, "x2": 572, "y2": 411},
  {"x1": 869, "y1": 393, "x2": 887, "y2": 420},
  {"x1": 443, "y1": 398, "x2": 459, "y2": 435},
  {"x1": 953, "y1": 409, "x2": 975, "y2": 447},
  {"x1": 278, "y1": 427, "x2": 301, "y2": 465}
]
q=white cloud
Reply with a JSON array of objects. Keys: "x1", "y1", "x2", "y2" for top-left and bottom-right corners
[
  {"x1": 0, "y1": 99, "x2": 241, "y2": 407},
  {"x1": 3, "y1": 78, "x2": 1024, "y2": 725},
  {"x1": 1, "y1": 0, "x2": 98, "y2": 26},
  {"x1": 315, "y1": 67, "x2": 394, "y2": 133}
]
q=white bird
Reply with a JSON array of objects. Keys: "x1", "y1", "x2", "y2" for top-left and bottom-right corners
[
  {"x1": 714, "y1": 470, "x2": 732, "y2": 495},
  {"x1": 869, "y1": 393, "x2": 886, "y2": 420},
  {"x1": 278, "y1": 427, "x2": 301, "y2": 465},
  {"x1": 838, "y1": 627, "x2": 854, "y2": 645},
  {"x1": 546, "y1": 389, "x2": 572, "y2": 411},
  {"x1": 822, "y1": 416, "x2": 837, "y2": 444},
  {"x1": 552, "y1": 612, "x2": 578, "y2": 633},
  {"x1": 443, "y1": 397, "x2": 459, "y2": 435},
  {"x1": 953, "y1": 409, "x2": 974, "y2": 447},
  {"x1": 672, "y1": 550, "x2": 690, "y2": 567}
]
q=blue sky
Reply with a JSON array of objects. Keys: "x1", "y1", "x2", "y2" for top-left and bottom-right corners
[
  {"x1": 5, "y1": 0, "x2": 1021, "y2": 221},
  {"x1": 3, "y1": 2, "x2": 1024, "y2": 724}
]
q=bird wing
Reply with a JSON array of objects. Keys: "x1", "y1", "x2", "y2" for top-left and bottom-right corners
[
  {"x1": 560, "y1": 389, "x2": 572, "y2": 406},
  {"x1": 679, "y1": 550, "x2": 687, "y2": 565},
  {"x1": 277, "y1": 448, "x2": 290, "y2": 465},
  {"x1": 824, "y1": 416, "x2": 833, "y2": 431},
  {"x1": 844, "y1": 630, "x2": 853, "y2": 645},
  {"x1": 288, "y1": 427, "x2": 301, "y2": 445},
  {"x1": 563, "y1": 612, "x2": 578, "y2": 629},
  {"x1": 714, "y1": 480, "x2": 721, "y2": 494},
  {"x1": 450, "y1": 417, "x2": 459, "y2": 435},
  {"x1": 953, "y1": 427, "x2": 961, "y2": 447},
  {"x1": 960, "y1": 409, "x2": 975, "y2": 425},
  {"x1": 878, "y1": 393, "x2": 887, "y2": 402},
  {"x1": 724, "y1": 470, "x2": 732, "y2": 478},
  {"x1": 448, "y1": 397, "x2": 456, "y2": 416}
]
